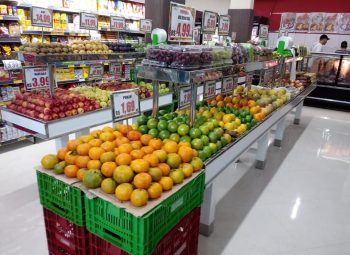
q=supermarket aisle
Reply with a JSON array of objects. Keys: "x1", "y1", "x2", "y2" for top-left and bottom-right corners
[{"x1": 0, "y1": 106, "x2": 350, "y2": 255}]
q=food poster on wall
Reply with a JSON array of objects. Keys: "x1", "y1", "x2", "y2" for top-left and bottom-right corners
[
  {"x1": 309, "y1": 13, "x2": 325, "y2": 32},
  {"x1": 324, "y1": 13, "x2": 338, "y2": 33},
  {"x1": 280, "y1": 13, "x2": 296, "y2": 31},
  {"x1": 295, "y1": 13, "x2": 310, "y2": 32},
  {"x1": 337, "y1": 13, "x2": 350, "y2": 33}
]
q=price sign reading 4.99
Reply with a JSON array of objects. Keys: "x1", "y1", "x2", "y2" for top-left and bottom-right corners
[
  {"x1": 89, "y1": 64, "x2": 104, "y2": 78},
  {"x1": 222, "y1": 77, "x2": 234, "y2": 94},
  {"x1": 169, "y1": 2, "x2": 195, "y2": 42},
  {"x1": 111, "y1": 89, "x2": 140, "y2": 122},
  {"x1": 80, "y1": 12, "x2": 98, "y2": 30},
  {"x1": 24, "y1": 67, "x2": 51, "y2": 90},
  {"x1": 218, "y1": 15, "x2": 230, "y2": 35},
  {"x1": 179, "y1": 86, "x2": 191, "y2": 109},
  {"x1": 110, "y1": 16, "x2": 125, "y2": 31},
  {"x1": 140, "y1": 19, "x2": 152, "y2": 33},
  {"x1": 204, "y1": 81, "x2": 216, "y2": 99},
  {"x1": 202, "y1": 11, "x2": 217, "y2": 34},
  {"x1": 31, "y1": 7, "x2": 53, "y2": 27}
]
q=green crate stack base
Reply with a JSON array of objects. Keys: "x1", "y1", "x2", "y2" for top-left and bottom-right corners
[
  {"x1": 36, "y1": 170, "x2": 85, "y2": 226},
  {"x1": 85, "y1": 171, "x2": 205, "y2": 255}
]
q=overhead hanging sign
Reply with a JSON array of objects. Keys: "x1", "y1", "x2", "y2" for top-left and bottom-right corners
[
  {"x1": 202, "y1": 11, "x2": 217, "y2": 34},
  {"x1": 31, "y1": 7, "x2": 53, "y2": 28},
  {"x1": 168, "y1": 2, "x2": 196, "y2": 42},
  {"x1": 140, "y1": 19, "x2": 152, "y2": 33},
  {"x1": 24, "y1": 67, "x2": 51, "y2": 90},
  {"x1": 111, "y1": 89, "x2": 140, "y2": 122},
  {"x1": 80, "y1": 12, "x2": 98, "y2": 30},
  {"x1": 218, "y1": 15, "x2": 230, "y2": 35},
  {"x1": 110, "y1": 16, "x2": 126, "y2": 31}
]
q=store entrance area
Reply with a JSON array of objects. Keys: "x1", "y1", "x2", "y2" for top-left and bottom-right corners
[{"x1": 1, "y1": 106, "x2": 350, "y2": 255}]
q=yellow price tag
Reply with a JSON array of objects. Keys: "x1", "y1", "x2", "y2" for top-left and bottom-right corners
[
  {"x1": 0, "y1": 16, "x2": 3, "y2": 20},
  {"x1": 80, "y1": 64, "x2": 86, "y2": 67},
  {"x1": 13, "y1": 80, "x2": 23, "y2": 84},
  {"x1": 68, "y1": 65, "x2": 75, "y2": 68}
]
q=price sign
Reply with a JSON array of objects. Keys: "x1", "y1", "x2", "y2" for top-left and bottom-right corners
[
  {"x1": 80, "y1": 12, "x2": 98, "y2": 30},
  {"x1": 110, "y1": 16, "x2": 125, "y2": 31},
  {"x1": 222, "y1": 77, "x2": 234, "y2": 94},
  {"x1": 111, "y1": 89, "x2": 140, "y2": 122},
  {"x1": 109, "y1": 62, "x2": 121, "y2": 80},
  {"x1": 89, "y1": 64, "x2": 104, "y2": 78},
  {"x1": 31, "y1": 7, "x2": 53, "y2": 27},
  {"x1": 259, "y1": 24, "x2": 269, "y2": 38},
  {"x1": 2, "y1": 60, "x2": 22, "y2": 70},
  {"x1": 179, "y1": 86, "x2": 191, "y2": 108},
  {"x1": 246, "y1": 72, "x2": 253, "y2": 88},
  {"x1": 218, "y1": 15, "x2": 230, "y2": 35},
  {"x1": 140, "y1": 19, "x2": 152, "y2": 33},
  {"x1": 203, "y1": 33, "x2": 212, "y2": 41},
  {"x1": 24, "y1": 67, "x2": 51, "y2": 90},
  {"x1": 202, "y1": 11, "x2": 217, "y2": 34},
  {"x1": 204, "y1": 81, "x2": 216, "y2": 99},
  {"x1": 169, "y1": 2, "x2": 195, "y2": 42}
]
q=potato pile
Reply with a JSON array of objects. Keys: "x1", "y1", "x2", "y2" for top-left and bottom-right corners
[{"x1": 19, "y1": 41, "x2": 112, "y2": 55}]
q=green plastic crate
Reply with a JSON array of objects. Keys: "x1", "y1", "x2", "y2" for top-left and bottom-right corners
[
  {"x1": 36, "y1": 170, "x2": 85, "y2": 226},
  {"x1": 85, "y1": 171, "x2": 205, "y2": 255}
]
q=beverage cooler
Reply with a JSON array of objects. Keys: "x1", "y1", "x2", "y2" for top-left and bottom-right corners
[{"x1": 306, "y1": 52, "x2": 350, "y2": 107}]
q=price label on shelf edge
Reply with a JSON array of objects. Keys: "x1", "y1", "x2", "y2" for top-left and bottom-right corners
[
  {"x1": 218, "y1": 15, "x2": 230, "y2": 35},
  {"x1": 222, "y1": 77, "x2": 234, "y2": 94},
  {"x1": 89, "y1": 64, "x2": 104, "y2": 78},
  {"x1": 110, "y1": 16, "x2": 126, "y2": 31},
  {"x1": 31, "y1": 7, "x2": 53, "y2": 28},
  {"x1": 140, "y1": 19, "x2": 152, "y2": 33},
  {"x1": 169, "y1": 2, "x2": 195, "y2": 42},
  {"x1": 80, "y1": 12, "x2": 98, "y2": 30},
  {"x1": 204, "y1": 81, "x2": 216, "y2": 99},
  {"x1": 109, "y1": 62, "x2": 121, "y2": 80},
  {"x1": 179, "y1": 86, "x2": 191, "y2": 108},
  {"x1": 111, "y1": 89, "x2": 140, "y2": 122},
  {"x1": 2, "y1": 60, "x2": 22, "y2": 70},
  {"x1": 24, "y1": 67, "x2": 51, "y2": 90},
  {"x1": 202, "y1": 11, "x2": 217, "y2": 34}
]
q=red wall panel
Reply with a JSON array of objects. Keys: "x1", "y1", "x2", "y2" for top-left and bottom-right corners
[{"x1": 254, "y1": 0, "x2": 350, "y2": 31}]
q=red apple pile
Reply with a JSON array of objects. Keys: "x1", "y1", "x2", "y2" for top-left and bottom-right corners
[{"x1": 7, "y1": 89, "x2": 101, "y2": 122}]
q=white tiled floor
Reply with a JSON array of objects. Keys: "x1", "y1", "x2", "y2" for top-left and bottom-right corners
[{"x1": 1, "y1": 106, "x2": 350, "y2": 255}]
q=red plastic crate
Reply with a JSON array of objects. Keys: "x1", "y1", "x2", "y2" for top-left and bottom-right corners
[
  {"x1": 43, "y1": 208, "x2": 90, "y2": 255},
  {"x1": 89, "y1": 207, "x2": 201, "y2": 255}
]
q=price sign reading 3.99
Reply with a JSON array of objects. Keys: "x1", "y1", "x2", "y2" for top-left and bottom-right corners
[
  {"x1": 179, "y1": 86, "x2": 191, "y2": 108},
  {"x1": 169, "y1": 2, "x2": 195, "y2": 42},
  {"x1": 111, "y1": 89, "x2": 140, "y2": 122},
  {"x1": 31, "y1": 7, "x2": 53, "y2": 27},
  {"x1": 24, "y1": 67, "x2": 51, "y2": 90},
  {"x1": 80, "y1": 12, "x2": 98, "y2": 30},
  {"x1": 204, "y1": 81, "x2": 216, "y2": 99},
  {"x1": 218, "y1": 15, "x2": 230, "y2": 35},
  {"x1": 110, "y1": 16, "x2": 125, "y2": 31},
  {"x1": 222, "y1": 77, "x2": 234, "y2": 94},
  {"x1": 202, "y1": 11, "x2": 217, "y2": 34}
]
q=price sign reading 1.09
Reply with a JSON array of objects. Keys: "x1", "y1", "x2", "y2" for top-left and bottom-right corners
[
  {"x1": 80, "y1": 12, "x2": 98, "y2": 30},
  {"x1": 31, "y1": 7, "x2": 53, "y2": 27},
  {"x1": 89, "y1": 64, "x2": 104, "y2": 78},
  {"x1": 202, "y1": 11, "x2": 217, "y2": 33},
  {"x1": 109, "y1": 62, "x2": 121, "y2": 80},
  {"x1": 204, "y1": 81, "x2": 216, "y2": 99},
  {"x1": 111, "y1": 89, "x2": 140, "y2": 122},
  {"x1": 169, "y1": 2, "x2": 195, "y2": 42},
  {"x1": 110, "y1": 16, "x2": 125, "y2": 31},
  {"x1": 140, "y1": 19, "x2": 152, "y2": 33},
  {"x1": 218, "y1": 15, "x2": 230, "y2": 35},
  {"x1": 179, "y1": 86, "x2": 191, "y2": 108},
  {"x1": 24, "y1": 67, "x2": 51, "y2": 90},
  {"x1": 222, "y1": 77, "x2": 234, "y2": 94}
]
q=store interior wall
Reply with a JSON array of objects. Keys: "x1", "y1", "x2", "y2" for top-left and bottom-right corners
[{"x1": 185, "y1": 0, "x2": 230, "y2": 15}]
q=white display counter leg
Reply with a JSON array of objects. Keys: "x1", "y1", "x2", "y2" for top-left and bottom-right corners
[
  {"x1": 255, "y1": 132, "x2": 270, "y2": 169},
  {"x1": 294, "y1": 100, "x2": 304, "y2": 125},
  {"x1": 273, "y1": 116, "x2": 286, "y2": 147},
  {"x1": 200, "y1": 182, "x2": 215, "y2": 236},
  {"x1": 55, "y1": 136, "x2": 69, "y2": 151},
  {"x1": 75, "y1": 128, "x2": 90, "y2": 138}
]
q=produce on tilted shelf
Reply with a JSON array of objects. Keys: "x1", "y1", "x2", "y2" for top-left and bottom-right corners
[
  {"x1": 7, "y1": 89, "x2": 100, "y2": 121},
  {"x1": 105, "y1": 42, "x2": 135, "y2": 53},
  {"x1": 70, "y1": 86, "x2": 112, "y2": 108},
  {"x1": 137, "y1": 81, "x2": 170, "y2": 95},
  {"x1": 40, "y1": 124, "x2": 204, "y2": 207}
]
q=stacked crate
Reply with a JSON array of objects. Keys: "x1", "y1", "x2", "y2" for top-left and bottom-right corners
[{"x1": 36, "y1": 169, "x2": 205, "y2": 255}]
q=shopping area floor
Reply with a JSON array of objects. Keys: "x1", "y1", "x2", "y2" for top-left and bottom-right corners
[{"x1": 1, "y1": 106, "x2": 350, "y2": 255}]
